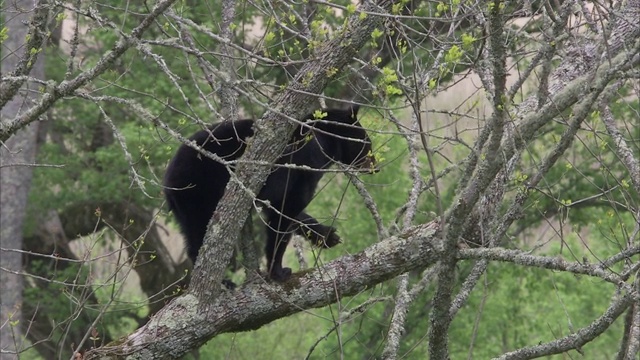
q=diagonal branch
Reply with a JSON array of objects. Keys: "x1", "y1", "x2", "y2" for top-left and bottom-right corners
[
  {"x1": 188, "y1": 0, "x2": 395, "y2": 296},
  {"x1": 495, "y1": 290, "x2": 638, "y2": 360}
]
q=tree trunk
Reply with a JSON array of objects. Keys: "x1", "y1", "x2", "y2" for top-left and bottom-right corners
[{"x1": 0, "y1": 1, "x2": 45, "y2": 358}]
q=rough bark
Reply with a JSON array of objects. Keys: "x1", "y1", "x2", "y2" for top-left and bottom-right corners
[{"x1": 0, "y1": 1, "x2": 46, "y2": 358}]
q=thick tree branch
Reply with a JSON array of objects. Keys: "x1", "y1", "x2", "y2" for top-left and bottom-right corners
[{"x1": 84, "y1": 222, "x2": 441, "y2": 358}]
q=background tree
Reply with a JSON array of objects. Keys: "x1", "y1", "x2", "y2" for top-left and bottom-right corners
[
  {"x1": 1, "y1": 1, "x2": 46, "y2": 358},
  {"x1": 0, "y1": 0, "x2": 638, "y2": 359}
]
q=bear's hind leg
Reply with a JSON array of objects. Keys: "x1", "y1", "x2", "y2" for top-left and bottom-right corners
[{"x1": 266, "y1": 216, "x2": 294, "y2": 282}]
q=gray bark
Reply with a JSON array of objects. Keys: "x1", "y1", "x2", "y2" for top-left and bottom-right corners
[{"x1": 0, "y1": 0, "x2": 45, "y2": 358}]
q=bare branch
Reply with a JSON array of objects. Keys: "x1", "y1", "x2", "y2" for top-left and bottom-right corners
[{"x1": 495, "y1": 290, "x2": 638, "y2": 360}]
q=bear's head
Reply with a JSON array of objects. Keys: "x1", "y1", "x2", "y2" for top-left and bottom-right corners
[{"x1": 310, "y1": 106, "x2": 377, "y2": 173}]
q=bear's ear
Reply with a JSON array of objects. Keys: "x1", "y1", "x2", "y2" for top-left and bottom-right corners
[{"x1": 350, "y1": 105, "x2": 360, "y2": 118}]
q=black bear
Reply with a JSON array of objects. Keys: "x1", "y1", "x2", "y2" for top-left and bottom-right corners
[{"x1": 164, "y1": 107, "x2": 376, "y2": 281}]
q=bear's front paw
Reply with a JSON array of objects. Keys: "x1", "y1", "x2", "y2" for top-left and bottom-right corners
[
  {"x1": 315, "y1": 227, "x2": 341, "y2": 248},
  {"x1": 323, "y1": 227, "x2": 342, "y2": 248},
  {"x1": 270, "y1": 267, "x2": 292, "y2": 282}
]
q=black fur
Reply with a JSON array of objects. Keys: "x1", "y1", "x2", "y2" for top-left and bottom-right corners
[{"x1": 164, "y1": 107, "x2": 375, "y2": 281}]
